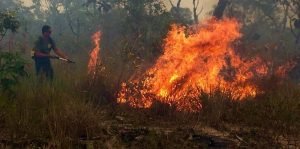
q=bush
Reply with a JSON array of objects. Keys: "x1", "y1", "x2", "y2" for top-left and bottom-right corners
[
  {"x1": 0, "y1": 52, "x2": 27, "y2": 95},
  {"x1": 0, "y1": 10, "x2": 20, "y2": 38}
]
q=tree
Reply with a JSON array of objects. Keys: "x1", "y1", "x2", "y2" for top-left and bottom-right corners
[
  {"x1": 168, "y1": 0, "x2": 193, "y2": 25},
  {"x1": 0, "y1": 0, "x2": 21, "y2": 9},
  {"x1": 226, "y1": 0, "x2": 300, "y2": 45},
  {"x1": 63, "y1": 0, "x2": 93, "y2": 41},
  {"x1": 0, "y1": 11, "x2": 26, "y2": 95},
  {"x1": 192, "y1": 0, "x2": 204, "y2": 24},
  {"x1": 279, "y1": 0, "x2": 300, "y2": 44},
  {"x1": 213, "y1": 0, "x2": 229, "y2": 19},
  {"x1": 221, "y1": 0, "x2": 300, "y2": 78},
  {"x1": 0, "y1": 11, "x2": 20, "y2": 42},
  {"x1": 84, "y1": 0, "x2": 174, "y2": 88}
]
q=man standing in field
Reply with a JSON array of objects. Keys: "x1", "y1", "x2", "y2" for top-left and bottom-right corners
[{"x1": 32, "y1": 25, "x2": 69, "y2": 80}]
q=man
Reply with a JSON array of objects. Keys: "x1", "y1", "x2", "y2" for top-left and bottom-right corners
[{"x1": 33, "y1": 25, "x2": 69, "y2": 80}]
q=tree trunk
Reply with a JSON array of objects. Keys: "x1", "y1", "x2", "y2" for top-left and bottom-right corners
[
  {"x1": 213, "y1": 0, "x2": 229, "y2": 19},
  {"x1": 8, "y1": 33, "x2": 15, "y2": 52},
  {"x1": 76, "y1": 18, "x2": 80, "y2": 42},
  {"x1": 169, "y1": 0, "x2": 182, "y2": 21},
  {"x1": 176, "y1": 0, "x2": 182, "y2": 8},
  {"x1": 193, "y1": 0, "x2": 203, "y2": 24},
  {"x1": 21, "y1": 25, "x2": 29, "y2": 54}
]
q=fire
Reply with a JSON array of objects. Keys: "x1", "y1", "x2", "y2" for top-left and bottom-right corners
[
  {"x1": 117, "y1": 18, "x2": 291, "y2": 112},
  {"x1": 88, "y1": 31, "x2": 101, "y2": 75}
]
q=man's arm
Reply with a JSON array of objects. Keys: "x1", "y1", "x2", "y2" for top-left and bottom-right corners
[
  {"x1": 54, "y1": 48, "x2": 68, "y2": 59},
  {"x1": 50, "y1": 37, "x2": 68, "y2": 59}
]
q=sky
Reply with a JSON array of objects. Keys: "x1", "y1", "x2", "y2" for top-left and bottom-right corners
[
  {"x1": 21, "y1": 0, "x2": 32, "y2": 6},
  {"x1": 21, "y1": 0, "x2": 218, "y2": 20},
  {"x1": 167, "y1": 0, "x2": 218, "y2": 19}
]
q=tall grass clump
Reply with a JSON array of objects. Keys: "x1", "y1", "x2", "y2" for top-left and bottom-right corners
[
  {"x1": 240, "y1": 82, "x2": 300, "y2": 137},
  {"x1": 198, "y1": 88, "x2": 241, "y2": 127},
  {"x1": 198, "y1": 80, "x2": 300, "y2": 145},
  {"x1": 0, "y1": 75, "x2": 105, "y2": 148}
]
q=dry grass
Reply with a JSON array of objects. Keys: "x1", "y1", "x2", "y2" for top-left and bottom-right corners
[
  {"x1": 198, "y1": 80, "x2": 300, "y2": 146},
  {"x1": 0, "y1": 76, "x2": 105, "y2": 148}
]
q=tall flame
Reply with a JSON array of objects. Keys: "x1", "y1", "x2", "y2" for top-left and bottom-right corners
[
  {"x1": 88, "y1": 31, "x2": 101, "y2": 75},
  {"x1": 117, "y1": 18, "x2": 292, "y2": 112}
]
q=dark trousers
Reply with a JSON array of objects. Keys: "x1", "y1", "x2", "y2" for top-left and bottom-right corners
[{"x1": 34, "y1": 57, "x2": 53, "y2": 80}]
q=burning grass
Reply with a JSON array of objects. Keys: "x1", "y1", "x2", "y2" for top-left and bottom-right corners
[
  {"x1": 116, "y1": 18, "x2": 295, "y2": 112},
  {"x1": 88, "y1": 31, "x2": 102, "y2": 76}
]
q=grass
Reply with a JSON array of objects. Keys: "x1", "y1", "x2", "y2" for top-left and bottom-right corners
[
  {"x1": 0, "y1": 73, "x2": 105, "y2": 148},
  {"x1": 197, "y1": 80, "x2": 300, "y2": 146}
]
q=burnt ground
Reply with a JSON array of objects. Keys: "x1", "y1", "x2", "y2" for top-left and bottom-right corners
[{"x1": 0, "y1": 107, "x2": 299, "y2": 149}]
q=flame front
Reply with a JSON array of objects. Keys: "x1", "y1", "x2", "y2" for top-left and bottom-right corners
[
  {"x1": 117, "y1": 18, "x2": 290, "y2": 112},
  {"x1": 88, "y1": 31, "x2": 101, "y2": 75}
]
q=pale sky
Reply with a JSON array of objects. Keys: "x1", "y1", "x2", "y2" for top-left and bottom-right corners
[
  {"x1": 21, "y1": 0, "x2": 217, "y2": 19},
  {"x1": 167, "y1": 0, "x2": 218, "y2": 19},
  {"x1": 22, "y1": 0, "x2": 32, "y2": 6}
]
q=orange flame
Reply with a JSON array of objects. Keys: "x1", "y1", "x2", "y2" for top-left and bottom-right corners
[
  {"x1": 88, "y1": 31, "x2": 101, "y2": 75},
  {"x1": 117, "y1": 18, "x2": 291, "y2": 112}
]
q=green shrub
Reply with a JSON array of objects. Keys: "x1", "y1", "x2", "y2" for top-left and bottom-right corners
[
  {"x1": 0, "y1": 52, "x2": 27, "y2": 94},
  {"x1": 0, "y1": 10, "x2": 20, "y2": 38}
]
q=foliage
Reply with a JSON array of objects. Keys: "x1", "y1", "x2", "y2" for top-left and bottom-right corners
[
  {"x1": 226, "y1": 0, "x2": 299, "y2": 38},
  {"x1": 276, "y1": 0, "x2": 300, "y2": 18},
  {"x1": 0, "y1": 52, "x2": 27, "y2": 93},
  {"x1": 222, "y1": 0, "x2": 299, "y2": 72},
  {"x1": 92, "y1": 0, "x2": 177, "y2": 88},
  {"x1": 170, "y1": 7, "x2": 193, "y2": 25},
  {"x1": 0, "y1": 0, "x2": 21, "y2": 10},
  {"x1": 0, "y1": 10, "x2": 20, "y2": 40}
]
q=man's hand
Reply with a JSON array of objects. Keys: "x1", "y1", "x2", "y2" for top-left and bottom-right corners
[
  {"x1": 48, "y1": 56, "x2": 75, "y2": 63},
  {"x1": 58, "y1": 57, "x2": 75, "y2": 63}
]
